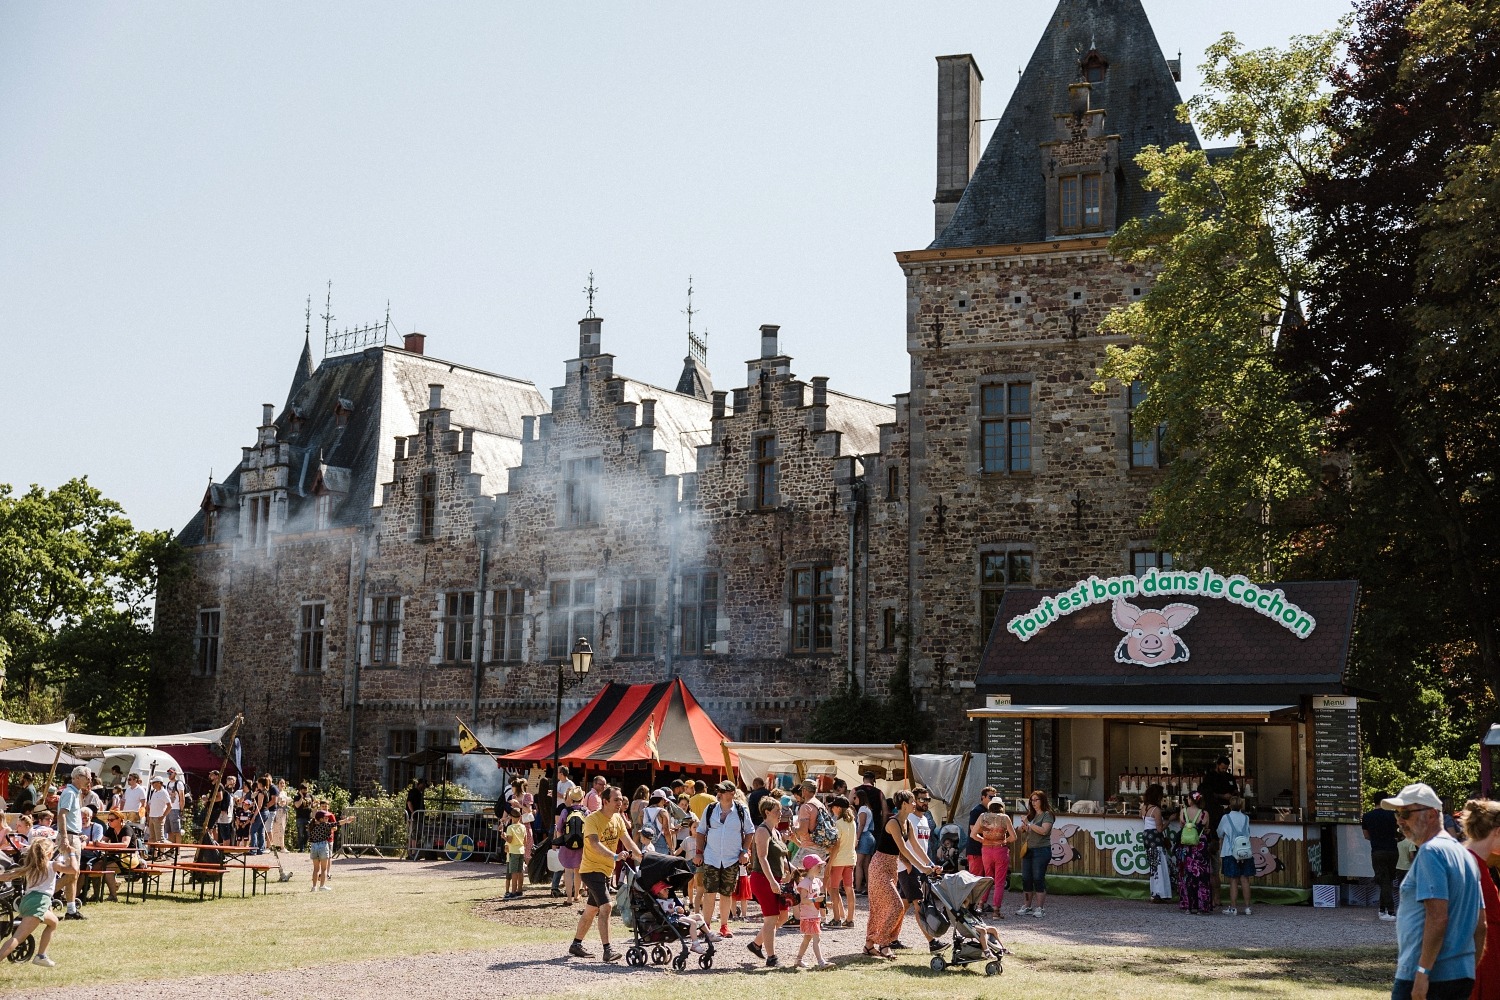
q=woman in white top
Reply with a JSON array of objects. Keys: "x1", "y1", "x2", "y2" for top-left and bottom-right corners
[
  {"x1": 1216, "y1": 795, "x2": 1254, "y2": 915},
  {"x1": 1141, "y1": 783, "x2": 1173, "y2": 902}
]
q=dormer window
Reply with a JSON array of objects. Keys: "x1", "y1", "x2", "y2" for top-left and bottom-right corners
[
  {"x1": 1059, "y1": 173, "x2": 1102, "y2": 232},
  {"x1": 1081, "y1": 51, "x2": 1108, "y2": 84}
]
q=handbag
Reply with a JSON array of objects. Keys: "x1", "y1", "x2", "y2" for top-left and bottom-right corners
[
  {"x1": 546, "y1": 847, "x2": 563, "y2": 873},
  {"x1": 1017, "y1": 836, "x2": 1029, "y2": 860}
]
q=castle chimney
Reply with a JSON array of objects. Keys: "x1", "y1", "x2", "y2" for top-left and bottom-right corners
[
  {"x1": 521, "y1": 415, "x2": 535, "y2": 441},
  {"x1": 760, "y1": 324, "x2": 780, "y2": 359},
  {"x1": 1068, "y1": 81, "x2": 1091, "y2": 116},
  {"x1": 428, "y1": 384, "x2": 443, "y2": 410},
  {"x1": 261, "y1": 403, "x2": 274, "y2": 426},
  {"x1": 578, "y1": 315, "x2": 603, "y2": 358},
  {"x1": 934, "y1": 54, "x2": 983, "y2": 237},
  {"x1": 712, "y1": 390, "x2": 727, "y2": 421},
  {"x1": 640, "y1": 398, "x2": 657, "y2": 428},
  {"x1": 810, "y1": 377, "x2": 829, "y2": 408},
  {"x1": 403, "y1": 332, "x2": 426, "y2": 354}
]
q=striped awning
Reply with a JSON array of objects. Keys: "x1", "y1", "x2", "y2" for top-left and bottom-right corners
[{"x1": 496, "y1": 679, "x2": 733, "y2": 776}]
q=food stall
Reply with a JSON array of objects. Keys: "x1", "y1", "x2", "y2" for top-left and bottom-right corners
[{"x1": 969, "y1": 569, "x2": 1362, "y2": 904}]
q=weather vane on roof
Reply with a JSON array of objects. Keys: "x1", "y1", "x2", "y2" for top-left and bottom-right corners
[
  {"x1": 584, "y1": 271, "x2": 598, "y2": 318},
  {"x1": 321, "y1": 280, "x2": 334, "y2": 340},
  {"x1": 684, "y1": 276, "x2": 707, "y2": 364}
]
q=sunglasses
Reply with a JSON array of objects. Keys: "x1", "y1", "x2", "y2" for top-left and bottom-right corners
[{"x1": 1395, "y1": 807, "x2": 1432, "y2": 819}]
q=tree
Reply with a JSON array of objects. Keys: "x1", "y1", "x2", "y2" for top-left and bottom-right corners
[
  {"x1": 809, "y1": 622, "x2": 935, "y2": 748},
  {"x1": 1095, "y1": 31, "x2": 1341, "y2": 575},
  {"x1": 0, "y1": 479, "x2": 181, "y2": 733},
  {"x1": 1287, "y1": 0, "x2": 1500, "y2": 712}
]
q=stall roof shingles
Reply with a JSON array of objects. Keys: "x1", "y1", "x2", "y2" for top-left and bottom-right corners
[{"x1": 977, "y1": 580, "x2": 1360, "y2": 695}]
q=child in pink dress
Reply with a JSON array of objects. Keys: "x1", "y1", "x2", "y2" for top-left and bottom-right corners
[{"x1": 794, "y1": 854, "x2": 829, "y2": 968}]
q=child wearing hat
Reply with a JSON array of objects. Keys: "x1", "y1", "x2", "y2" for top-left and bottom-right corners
[{"x1": 794, "y1": 853, "x2": 830, "y2": 969}]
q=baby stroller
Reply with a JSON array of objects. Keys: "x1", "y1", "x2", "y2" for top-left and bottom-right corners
[
  {"x1": 933, "y1": 823, "x2": 964, "y2": 874},
  {"x1": 621, "y1": 852, "x2": 715, "y2": 971},
  {"x1": 0, "y1": 856, "x2": 35, "y2": 963},
  {"x1": 919, "y1": 871, "x2": 1007, "y2": 976}
]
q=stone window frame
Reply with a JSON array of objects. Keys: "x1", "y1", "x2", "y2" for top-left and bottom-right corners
[
  {"x1": 678, "y1": 570, "x2": 721, "y2": 658},
  {"x1": 561, "y1": 455, "x2": 603, "y2": 528},
  {"x1": 488, "y1": 586, "x2": 527, "y2": 664},
  {"x1": 616, "y1": 577, "x2": 659, "y2": 660},
  {"x1": 386, "y1": 728, "x2": 419, "y2": 792},
  {"x1": 367, "y1": 595, "x2": 403, "y2": 669},
  {"x1": 1127, "y1": 380, "x2": 1167, "y2": 469},
  {"x1": 978, "y1": 546, "x2": 1035, "y2": 645},
  {"x1": 1130, "y1": 548, "x2": 1176, "y2": 577},
  {"x1": 438, "y1": 590, "x2": 477, "y2": 665},
  {"x1": 244, "y1": 494, "x2": 271, "y2": 547},
  {"x1": 547, "y1": 578, "x2": 596, "y2": 661},
  {"x1": 886, "y1": 464, "x2": 900, "y2": 501},
  {"x1": 880, "y1": 607, "x2": 899, "y2": 651},
  {"x1": 296, "y1": 601, "x2": 326, "y2": 674},
  {"x1": 194, "y1": 608, "x2": 222, "y2": 677},
  {"x1": 1058, "y1": 172, "x2": 1103, "y2": 234},
  {"x1": 742, "y1": 723, "x2": 783, "y2": 743},
  {"x1": 417, "y1": 472, "x2": 438, "y2": 539},
  {"x1": 977, "y1": 377, "x2": 1035, "y2": 476},
  {"x1": 421, "y1": 728, "x2": 455, "y2": 780},
  {"x1": 753, "y1": 434, "x2": 780, "y2": 510},
  {"x1": 788, "y1": 562, "x2": 836, "y2": 655}
]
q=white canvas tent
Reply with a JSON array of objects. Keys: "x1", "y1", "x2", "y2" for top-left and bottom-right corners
[
  {"x1": 0, "y1": 719, "x2": 236, "y2": 754},
  {"x1": 725, "y1": 742, "x2": 985, "y2": 824}
]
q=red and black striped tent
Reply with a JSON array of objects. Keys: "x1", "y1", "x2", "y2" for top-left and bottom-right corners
[{"x1": 496, "y1": 679, "x2": 735, "y2": 778}]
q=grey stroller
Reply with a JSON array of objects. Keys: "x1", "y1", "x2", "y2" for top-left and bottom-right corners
[{"x1": 919, "y1": 871, "x2": 1008, "y2": 976}]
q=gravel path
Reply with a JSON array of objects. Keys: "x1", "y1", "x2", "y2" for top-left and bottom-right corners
[{"x1": 33, "y1": 859, "x2": 1398, "y2": 1000}]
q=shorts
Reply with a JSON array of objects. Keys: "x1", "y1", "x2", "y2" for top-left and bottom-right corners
[
  {"x1": 733, "y1": 875, "x2": 752, "y2": 901},
  {"x1": 799, "y1": 917, "x2": 821, "y2": 935},
  {"x1": 701, "y1": 863, "x2": 739, "y2": 897},
  {"x1": 748, "y1": 871, "x2": 785, "y2": 916},
  {"x1": 580, "y1": 871, "x2": 612, "y2": 908},
  {"x1": 507, "y1": 853, "x2": 524, "y2": 875},
  {"x1": 308, "y1": 841, "x2": 331, "y2": 861},
  {"x1": 827, "y1": 865, "x2": 853, "y2": 890},
  {"x1": 57, "y1": 832, "x2": 82, "y2": 868},
  {"x1": 897, "y1": 870, "x2": 923, "y2": 902},
  {"x1": 17, "y1": 891, "x2": 51, "y2": 922},
  {"x1": 1221, "y1": 856, "x2": 1255, "y2": 878},
  {"x1": 165, "y1": 809, "x2": 183, "y2": 836}
]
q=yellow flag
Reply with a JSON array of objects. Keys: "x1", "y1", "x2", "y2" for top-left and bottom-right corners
[
  {"x1": 457, "y1": 721, "x2": 481, "y2": 755},
  {"x1": 646, "y1": 716, "x2": 660, "y2": 765}
]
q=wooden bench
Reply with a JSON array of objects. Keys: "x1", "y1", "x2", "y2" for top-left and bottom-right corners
[
  {"x1": 169, "y1": 863, "x2": 227, "y2": 900},
  {"x1": 119, "y1": 865, "x2": 166, "y2": 903}
]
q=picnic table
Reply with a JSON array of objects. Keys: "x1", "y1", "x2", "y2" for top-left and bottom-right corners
[{"x1": 84, "y1": 842, "x2": 281, "y2": 900}]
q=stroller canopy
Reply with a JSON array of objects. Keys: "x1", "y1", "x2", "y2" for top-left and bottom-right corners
[
  {"x1": 934, "y1": 870, "x2": 993, "y2": 912},
  {"x1": 637, "y1": 851, "x2": 695, "y2": 892}
]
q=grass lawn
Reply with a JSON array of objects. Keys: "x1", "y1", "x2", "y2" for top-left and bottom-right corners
[
  {"x1": 0, "y1": 859, "x2": 540, "y2": 991},
  {"x1": 0, "y1": 858, "x2": 1395, "y2": 998}
]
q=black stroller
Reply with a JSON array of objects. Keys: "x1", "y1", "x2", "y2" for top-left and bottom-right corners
[
  {"x1": 621, "y1": 852, "x2": 715, "y2": 971},
  {"x1": 0, "y1": 855, "x2": 35, "y2": 963}
]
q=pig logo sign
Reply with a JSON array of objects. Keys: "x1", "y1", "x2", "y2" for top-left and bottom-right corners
[{"x1": 1112, "y1": 599, "x2": 1198, "y2": 667}]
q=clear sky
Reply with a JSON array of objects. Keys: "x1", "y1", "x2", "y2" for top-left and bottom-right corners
[{"x1": 0, "y1": 1, "x2": 1352, "y2": 533}]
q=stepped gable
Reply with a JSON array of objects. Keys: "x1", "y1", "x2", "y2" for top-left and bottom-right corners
[{"x1": 931, "y1": 0, "x2": 1198, "y2": 249}]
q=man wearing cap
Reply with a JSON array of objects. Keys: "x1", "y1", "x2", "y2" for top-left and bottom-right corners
[
  {"x1": 146, "y1": 776, "x2": 172, "y2": 844},
  {"x1": 56, "y1": 765, "x2": 91, "y2": 920},
  {"x1": 1384, "y1": 782, "x2": 1485, "y2": 999},
  {"x1": 793, "y1": 779, "x2": 834, "y2": 861},
  {"x1": 695, "y1": 780, "x2": 755, "y2": 940},
  {"x1": 163, "y1": 767, "x2": 190, "y2": 844}
]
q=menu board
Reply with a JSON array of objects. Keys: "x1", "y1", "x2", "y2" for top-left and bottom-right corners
[
  {"x1": 1312, "y1": 695, "x2": 1361, "y2": 822},
  {"x1": 985, "y1": 718, "x2": 1025, "y2": 806}
]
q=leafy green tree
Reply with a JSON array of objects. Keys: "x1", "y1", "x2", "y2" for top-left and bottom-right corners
[
  {"x1": 0, "y1": 478, "x2": 181, "y2": 733},
  {"x1": 809, "y1": 622, "x2": 935, "y2": 748},
  {"x1": 1095, "y1": 31, "x2": 1340, "y2": 575}
]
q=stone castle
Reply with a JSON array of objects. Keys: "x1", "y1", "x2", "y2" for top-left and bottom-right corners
[{"x1": 152, "y1": 0, "x2": 1204, "y2": 788}]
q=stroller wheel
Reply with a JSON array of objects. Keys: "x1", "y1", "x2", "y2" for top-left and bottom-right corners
[
  {"x1": 698, "y1": 953, "x2": 713, "y2": 970},
  {"x1": 650, "y1": 945, "x2": 669, "y2": 965},
  {"x1": 929, "y1": 955, "x2": 947, "y2": 972},
  {"x1": 985, "y1": 960, "x2": 1002, "y2": 977},
  {"x1": 671, "y1": 953, "x2": 687, "y2": 972},
  {"x1": 8, "y1": 933, "x2": 33, "y2": 963},
  {"x1": 626, "y1": 946, "x2": 647, "y2": 967}
]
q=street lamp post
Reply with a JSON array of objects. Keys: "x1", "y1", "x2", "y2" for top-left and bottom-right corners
[{"x1": 553, "y1": 637, "x2": 594, "y2": 779}]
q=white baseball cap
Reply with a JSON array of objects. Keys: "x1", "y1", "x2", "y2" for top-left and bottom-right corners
[{"x1": 1380, "y1": 783, "x2": 1443, "y2": 811}]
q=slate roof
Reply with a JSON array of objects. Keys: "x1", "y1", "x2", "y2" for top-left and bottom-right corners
[
  {"x1": 619, "y1": 379, "x2": 714, "y2": 478},
  {"x1": 976, "y1": 580, "x2": 1360, "y2": 704},
  {"x1": 180, "y1": 344, "x2": 547, "y2": 543},
  {"x1": 823, "y1": 390, "x2": 895, "y2": 457},
  {"x1": 931, "y1": 0, "x2": 1199, "y2": 249}
]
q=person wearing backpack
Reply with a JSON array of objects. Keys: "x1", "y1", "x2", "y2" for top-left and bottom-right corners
[
  {"x1": 554, "y1": 788, "x2": 588, "y2": 904},
  {"x1": 792, "y1": 779, "x2": 840, "y2": 864},
  {"x1": 1177, "y1": 791, "x2": 1212, "y2": 914},
  {"x1": 1216, "y1": 795, "x2": 1255, "y2": 915},
  {"x1": 694, "y1": 780, "x2": 755, "y2": 940}
]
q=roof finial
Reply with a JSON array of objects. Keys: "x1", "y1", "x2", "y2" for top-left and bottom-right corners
[
  {"x1": 321, "y1": 280, "x2": 334, "y2": 340},
  {"x1": 305, "y1": 295, "x2": 312, "y2": 338},
  {"x1": 583, "y1": 271, "x2": 598, "y2": 318},
  {"x1": 385, "y1": 300, "x2": 391, "y2": 335},
  {"x1": 683, "y1": 275, "x2": 696, "y2": 335}
]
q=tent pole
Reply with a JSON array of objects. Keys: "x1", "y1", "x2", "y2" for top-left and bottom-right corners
[
  {"x1": 947, "y1": 751, "x2": 972, "y2": 825},
  {"x1": 43, "y1": 742, "x2": 65, "y2": 792},
  {"x1": 900, "y1": 741, "x2": 913, "y2": 790},
  {"x1": 721, "y1": 741, "x2": 734, "y2": 784},
  {"x1": 198, "y1": 716, "x2": 243, "y2": 844}
]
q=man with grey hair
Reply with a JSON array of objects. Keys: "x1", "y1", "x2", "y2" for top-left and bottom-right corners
[
  {"x1": 1383, "y1": 782, "x2": 1485, "y2": 1000},
  {"x1": 56, "y1": 765, "x2": 92, "y2": 920}
]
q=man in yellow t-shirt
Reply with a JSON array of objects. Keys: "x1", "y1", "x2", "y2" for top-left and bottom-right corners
[
  {"x1": 687, "y1": 779, "x2": 715, "y2": 822},
  {"x1": 570, "y1": 785, "x2": 640, "y2": 963}
]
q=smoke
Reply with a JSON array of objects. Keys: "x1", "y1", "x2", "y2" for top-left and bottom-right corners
[{"x1": 449, "y1": 721, "x2": 556, "y2": 801}]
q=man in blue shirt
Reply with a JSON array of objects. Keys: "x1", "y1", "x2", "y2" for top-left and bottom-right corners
[
  {"x1": 1363, "y1": 791, "x2": 1402, "y2": 921},
  {"x1": 1384, "y1": 782, "x2": 1486, "y2": 1000},
  {"x1": 56, "y1": 765, "x2": 93, "y2": 920}
]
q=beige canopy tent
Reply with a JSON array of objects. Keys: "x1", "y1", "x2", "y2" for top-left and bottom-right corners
[
  {"x1": 0, "y1": 719, "x2": 236, "y2": 754},
  {"x1": 723, "y1": 742, "x2": 981, "y2": 825}
]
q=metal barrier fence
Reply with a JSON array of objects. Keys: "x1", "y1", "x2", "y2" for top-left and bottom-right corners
[
  {"x1": 337, "y1": 808, "x2": 409, "y2": 859},
  {"x1": 405, "y1": 808, "x2": 498, "y2": 862}
]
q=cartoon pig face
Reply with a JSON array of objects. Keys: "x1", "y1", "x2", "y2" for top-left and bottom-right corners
[
  {"x1": 1048, "y1": 824, "x2": 1080, "y2": 867},
  {"x1": 1112, "y1": 599, "x2": 1198, "y2": 667},
  {"x1": 1250, "y1": 833, "x2": 1284, "y2": 877}
]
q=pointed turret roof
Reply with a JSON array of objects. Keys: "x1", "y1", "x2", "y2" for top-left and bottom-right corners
[
  {"x1": 285, "y1": 335, "x2": 315, "y2": 411},
  {"x1": 675, "y1": 354, "x2": 713, "y2": 399},
  {"x1": 931, "y1": 0, "x2": 1199, "y2": 249}
]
